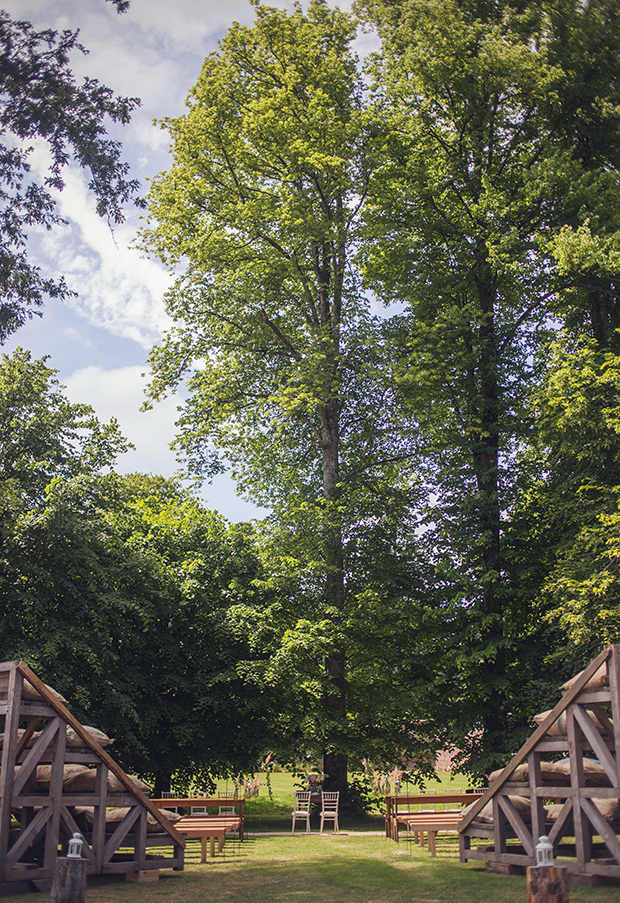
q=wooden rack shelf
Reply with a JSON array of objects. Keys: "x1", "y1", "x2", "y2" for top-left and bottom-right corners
[
  {"x1": 459, "y1": 644, "x2": 620, "y2": 884},
  {"x1": 0, "y1": 661, "x2": 184, "y2": 895}
]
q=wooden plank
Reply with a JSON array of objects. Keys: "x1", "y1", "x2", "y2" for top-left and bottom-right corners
[
  {"x1": 533, "y1": 786, "x2": 573, "y2": 798},
  {"x1": 567, "y1": 703, "x2": 590, "y2": 870},
  {"x1": 486, "y1": 861, "x2": 525, "y2": 876},
  {"x1": 458, "y1": 645, "x2": 612, "y2": 833},
  {"x1": 103, "y1": 860, "x2": 140, "y2": 874},
  {"x1": 493, "y1": 796, "x2": 507, "y2": 856},
  {"x1": 497, "y1": 796, "x2": 533, "y2": 857},
  {"x1": 11, "y1": 716, "x2": 60, "y2": 799},
  {"x1": 93, "y1": 762, "x2": 108, "y2": 873},
  {"x1": 44, "y1": 716, "x2": 66, "y2": 868},
  {"x1": 14, "y1": 717, "x2": 43, "y2": 759},
  {"x1": 536, "y1": 740, "x2": 570, "y2": 753},
  {"x1": 573, "y1": 705, "x2": 619, "y2": 786},
  {"x1": 126, "y1": 869, "x2": 160, "y2": 883},
  {"x1": 379, "y1": 793, "x2": 481, "y2": 809},
  {"x1": 529, "y1": 752, "x2": 546, "y2": 845},
  {"x1": 548, "y1": 800, "x2": 574, "y2": 846},
  {"x1": 575, "y1": 689, "x2": 612, "y2": 704},
  {"x1": 5, "y1": 805, "x2": 52, "y2": 869},
  {"x1": 103, "y1": 807, "x2": 140, "y2": 866},
  {"x1": 0, "y1": 664, "x2": 22, "y2": 882},
  {"x1": 609, "y1": 645, "x2": 620, "y2": 789},
  {"x1": 16, "y1": 794, "x2": 102, "y2": 807},
  {"x1": 480, "y1": 850, "x2": 533, "y2": 866},
  {"x1": 137, "y1": 810, "x2": 148, "y2": 871},
  {"x1": 580, "y1": 797, "x2": 620, "y2": 864}
]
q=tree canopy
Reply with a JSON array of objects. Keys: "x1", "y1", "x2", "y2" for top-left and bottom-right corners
[{"x1": 0, "y1": 349, "x2": 277, "y2": 793}]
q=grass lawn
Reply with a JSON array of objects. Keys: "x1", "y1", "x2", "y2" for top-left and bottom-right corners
[
  {"x1": 30, "y1": 832, "x2": 620, "y2": 903},
  {"x1": 13, "y1": 774, "x2": 619, "y2": 901},
  {"x1": 14, "y1": 771, "x2": 620, "y2": 903}
]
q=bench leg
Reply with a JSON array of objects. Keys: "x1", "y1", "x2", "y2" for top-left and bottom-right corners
[
  {"x1": 200, "y1": 837, "x2": 207, "y2": 864},
  {"x1": 428, "y1": 831, "x2": 437, "y2": 857}
]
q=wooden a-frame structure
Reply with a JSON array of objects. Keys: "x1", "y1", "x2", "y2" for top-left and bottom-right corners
[
  {"x1": 459, "y1": 644, "x2": 620, "y2": 883},
  {"x1": 0, "y1": 661, "x2": 184, "y2": 895}
]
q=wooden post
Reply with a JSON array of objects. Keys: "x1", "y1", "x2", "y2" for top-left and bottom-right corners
[
  {"x1": 50, "y1": 857, "x2": 87, "y2": 903},
  {"x1": 527, "y1": 865, "x2": 569, "y2": 903}
]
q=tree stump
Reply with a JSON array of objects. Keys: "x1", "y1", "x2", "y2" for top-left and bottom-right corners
[
  {"x1": 50, "y1": 857, "x2": 87, "y2": 903},
  {"x1": 526, "y1": 865, "x2": 569, "y2": 903}
]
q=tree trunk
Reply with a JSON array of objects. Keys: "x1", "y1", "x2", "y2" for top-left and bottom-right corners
[
  {"x1": 320, "y1": 381, "x2": 347, "y2": 793},
  {"x1": 153, "y1": 773, "x2": 172, "y2": 797},
  {"x1": 526, "y1": 866, "x2": 569, "y2": 903}
]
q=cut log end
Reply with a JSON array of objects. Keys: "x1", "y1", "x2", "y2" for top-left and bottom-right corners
[{"x1": 526, "y1": 865, "x2": 569, "y2": 903}]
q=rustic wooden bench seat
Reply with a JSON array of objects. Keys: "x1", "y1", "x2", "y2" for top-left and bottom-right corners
[
  {"x1": 386, "y1": 793, "x2": 484, "y2": 843},
  {"x1": 396, "y1": 812, "x2": 465, "y2": 856},
  {"x1": 173, "y1": 816, "x2": 230, "y2": 862}
]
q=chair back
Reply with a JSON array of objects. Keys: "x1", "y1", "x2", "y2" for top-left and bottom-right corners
[
  {"x1": 294, "y1": 791, "x2": 311, "y2": 812},
  {"x1": 219, "y1": 806, "x2": 235, "y2": 816},
  {"x1": 321, "y1": 791, "x2": 339, "y2": 812}
]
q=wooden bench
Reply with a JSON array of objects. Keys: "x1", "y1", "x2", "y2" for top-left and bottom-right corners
[
  {"x1": 386, "y1": 793, "x2": 484, "y2": 844},
  {"x1": 395, "y1": 812, "x2": 464, "y2": 856},
  {"x1": 151, "y1": 797, "x2": 245, "y2": 842},
  {"x1": 173, "y1": 816, "x2": 233, "y2": 862}
]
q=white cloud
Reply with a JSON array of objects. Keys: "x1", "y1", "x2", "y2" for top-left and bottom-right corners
[
  {"x1": 64, "y1": 364, "x2": 179, "y2": 474},
  {"x1": 27, "y1": 147, "x2": 173, "y2": 348}
]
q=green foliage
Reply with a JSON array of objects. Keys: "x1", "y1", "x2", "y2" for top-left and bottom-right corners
[
  {"x1": 139, "y1": 0, "x2": 448, "y2": 790},
  {"x1": 507, "y1": 333, "x2": 620, "y2": 674},
  {"x1": 351, "y1": 0, "x2": 620, "y2": 779},
  {"x1": 0, "y1": 348, "x2": 130, "y2": 501},
  {"x1": 0, "y1": 349, "x2": 278, "y2": 791}
]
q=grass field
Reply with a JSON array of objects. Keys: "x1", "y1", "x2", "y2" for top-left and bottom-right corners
[{"x1": 30, "y1": 831, "x2": 620, "y2": 903}]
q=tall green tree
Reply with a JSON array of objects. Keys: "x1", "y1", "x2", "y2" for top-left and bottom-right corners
[
  {"x1": 357, "y1": 0, "x2": 620, "y2": 777},
  {"x1": 140, "y1": 0, "x2": 435, "y2": 792}
]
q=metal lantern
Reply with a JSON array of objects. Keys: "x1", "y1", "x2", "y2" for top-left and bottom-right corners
[
  {"x1": 535, "y1": 834, "x2": 553, "y2": 867},
  {"x1": 67, "y1": 832, "x2": 84, "y2": 859}
]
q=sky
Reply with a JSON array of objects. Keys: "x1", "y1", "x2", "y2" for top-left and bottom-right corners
[{"x1": 1, "y1": 0, "x2": 373, "y2": 520}]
